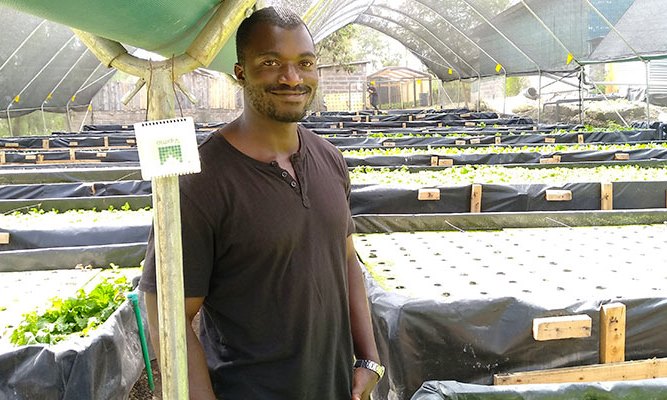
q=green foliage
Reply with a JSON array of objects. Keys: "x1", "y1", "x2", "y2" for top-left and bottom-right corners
[
  {"x1": 505, "y1": 76, "x2": 526, "y2": 97},
  {"x1": 10, "y1": 276, "x2": 132, "y2": 346},
  {"x1": 316, "y1": 24, "x2": 360, "y2": 72}
]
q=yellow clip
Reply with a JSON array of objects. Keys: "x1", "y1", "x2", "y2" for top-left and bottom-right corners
[
  {"x1": 13, "y1": 95, "x2": 20, "y2": 103},
  {"x1": 566, "y1": 53, "x2": 574, "y2": 65},
  {"x1": 46, "y1": 93, "x2": 53, "y2": 100},
  {"x1": 495, "y1": 63, "x2": 502, "y2": 73},
  {"x1": 71, "y1": 95, "x2": 76, "y2": 102},
  {"x1": 88, "y1": 104, "x2": 93, "y2": 111},
  {"x1": 448, "y1": 68, "x2": 453, "y2": 75}
]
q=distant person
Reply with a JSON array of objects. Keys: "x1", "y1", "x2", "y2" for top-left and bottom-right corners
[
  {"x1": 367, "y1": 82, "x2": 379, "y2": 112},
  {"x1": 140, "y1": 6, "x2": 383, "y2": 400}
]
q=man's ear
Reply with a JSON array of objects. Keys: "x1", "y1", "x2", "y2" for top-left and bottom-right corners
[{"x1": 234, "y1": 63, "x2": 245, "y2": 85}]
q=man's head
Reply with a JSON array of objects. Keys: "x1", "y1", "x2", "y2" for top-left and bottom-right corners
[
  {"x1": 234, "y1": 7, "x2": 318, "y2": 123},
  {"x1": 236, "y1": 7, "x2": 312, "y2": 66}
]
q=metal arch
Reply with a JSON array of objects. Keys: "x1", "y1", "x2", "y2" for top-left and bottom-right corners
[
  {"x1": 368, "y1": 4, "x2": 483, "y2": 110},
  {"x1": 414, "y1": 0, "x2": 506, "y2": 75},
  {"x1": 41, "y1": 48, "x2": 91, "y2": 132},
  {"x1": 5, "y1": 33, "x2": 78, "y2": 136},
  {"x1": 65, "y1": 63, "x2": 113, "y2": 131},
  {"x1": 582, "y1": 0, "x2": 649, "y2": 125},
  {"x1": 311, "y1": 2, "x2": 372, "y2": 42},
  {"x1": 0, "y1": 19, "x2": 47, "y2": 73},
  {"x1": 412, "y1": 0, "x2": 508, "y2": 113},
  {"x1": 461, "y1": 0, "x2": 543, "y2": 123},
  {"x1": 519, "y1": 0, "x2": 582, "y2": 68},
  {"x1": 358, "y1": 13, "x2": 463, "y2": 78}
]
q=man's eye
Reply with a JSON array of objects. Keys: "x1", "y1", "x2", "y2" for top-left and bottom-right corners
[
  {"x1": 301, "y1": 61, "x2": 314, "y2": 68},
  {"x1": 262, "y1": 60, "x2": 278, "y2": 66}
]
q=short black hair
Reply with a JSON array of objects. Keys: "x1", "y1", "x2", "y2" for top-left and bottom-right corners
[{"x1": 235, "y1": 6, "x2": 312, "y2": 65}]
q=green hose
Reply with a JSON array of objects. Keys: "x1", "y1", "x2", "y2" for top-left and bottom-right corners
[{"x1": 126, "y1": 292, "x2": 155, "y2": 391}]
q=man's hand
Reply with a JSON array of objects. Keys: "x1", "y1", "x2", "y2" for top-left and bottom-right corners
[{"x1": 351, "y1": 367, "x2": 379, "y2": 400}]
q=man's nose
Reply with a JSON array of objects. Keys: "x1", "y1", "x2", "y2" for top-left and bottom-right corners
[{"x1": 278, "y1": 64, "x2": 303, "y2": 86}]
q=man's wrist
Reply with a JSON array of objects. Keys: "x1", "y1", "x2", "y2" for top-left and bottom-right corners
[{"x1": 353, "y1": 359, "x2": 385, "y2": 381}]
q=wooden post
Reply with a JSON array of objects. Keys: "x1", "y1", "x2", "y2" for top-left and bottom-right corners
[
  {"x1": 600, "y1": 303, "x2": 626, "y2": 364},
  {"x1": 73, "y1": 2, "x2": 255, "y2": 399},
  {"x1": 601, "y1": 182, "x2": 613, "y2": 210},
  {"x1": 470, "y1": 184, "x2": 482, "y2": 213}
]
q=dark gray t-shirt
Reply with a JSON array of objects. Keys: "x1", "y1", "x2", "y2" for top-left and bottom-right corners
[{"x1": 140, "y1": 125, "x2": 355, "y2": 399}]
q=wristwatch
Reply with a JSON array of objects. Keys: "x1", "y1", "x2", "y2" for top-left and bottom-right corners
[{"x1": 354, "y1": 359, "x2": 385, "y2": 380}]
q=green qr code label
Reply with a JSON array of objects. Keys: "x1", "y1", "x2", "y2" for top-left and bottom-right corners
[{"x1": 158, "y1": 144, "x2": 183, "y2": 164}]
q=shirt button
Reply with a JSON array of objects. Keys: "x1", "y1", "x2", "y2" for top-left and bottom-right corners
[
  {"x1": 290, "y1": 181, "x2": 297, "y2": 188},
  {"x1": 281, "y1": 171, "x2": 288, "y2": 178}
]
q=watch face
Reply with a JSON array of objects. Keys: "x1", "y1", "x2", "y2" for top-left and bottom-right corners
[{"x1": 355, "y1": 359, "x2": 385, "y2": 379}]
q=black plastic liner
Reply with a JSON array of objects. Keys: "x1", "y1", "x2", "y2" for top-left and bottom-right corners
[
  {"x1": 0, "y1": 180, "x2": 152, "y2": 200},
  {"x1": 1, "y1": 224, "x2": 150, "y2": 251},
  {"x1": 365, "y1": 270, "x2": 667, "y2": 400},
  {"x1": 0, "y1": 293, "x2": 145, "y2": 399},
  {"x1": 0, "y1": 243, "x2": 148, "y2": 271},
  {"x1": 0, "y1": 166, "x2": 142, "y2": 185},
  {"x1": 349, "y1": 182, "x2": 667, "y2": 215},
  {"x1": 410, "y1": 379, "x2": 667, "y2": 399}
]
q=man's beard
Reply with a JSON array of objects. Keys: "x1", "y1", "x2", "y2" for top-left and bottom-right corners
[{"x1": 245, "y1": 83, "x2": 315, "y2": 122}]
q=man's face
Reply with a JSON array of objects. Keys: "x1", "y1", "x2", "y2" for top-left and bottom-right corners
[{"x1": 235, "y1": 24, "x2": 318, "y2": 123}]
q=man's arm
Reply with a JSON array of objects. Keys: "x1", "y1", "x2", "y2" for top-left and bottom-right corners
[
  {"x1": 145, "y1": 292, "x2": 216, "y2": 400},
  {"x1": 346, "y1": 235, "x2": 382, "y2": 400}
]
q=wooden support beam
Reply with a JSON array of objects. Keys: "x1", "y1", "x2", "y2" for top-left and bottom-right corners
[
  {"x1": 544, "y1": 137, "x2": 556, "y2": 144},
  {"x1": 532, "y1": 314, "x2": 592, "y2": 341},
  {"x1": 577, "y1": 134, "x2": 584, "y2": 144},
  {"x1": 0, "y1": 151, "x2": 5, "y2": 165},
  {"x1": 601, "y1": 182, "x2": 613, "y2": 210},
  {"x1": 418, "y1": 188, "x2": 440, "y2": 201},
  {"x1": 495, "y1": 136, "x2": 501, "y2": 145},
  {"x1": 0, "y1": 232, "x2": 9, "y2": 245},
  {"x1": 438, "y1": 158, "x2": 453, "y2": 167},
  {"x1": 614, "y1": 152, "x2": 630, "y2": 161},
  {"x1": 455, "y1": 139, "x2": 466, "y2": 145},
  {"x1": 600, "y1": 303, "x2": 626, "y2": 364},
  {"x1": 470, "y1": 184, "x2": 482, "y2": 213},
  {"x1": 494, "y1": 357, "x2": 667, "y2": 385}
]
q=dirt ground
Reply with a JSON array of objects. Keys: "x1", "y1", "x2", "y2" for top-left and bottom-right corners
[{"x1": 129, "y1": 360, "x2": 161, "y2": 400}]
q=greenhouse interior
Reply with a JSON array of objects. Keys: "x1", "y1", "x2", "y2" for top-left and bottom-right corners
[{"x1": 1, "y1": 0, "x2": 667, "y2": 399}]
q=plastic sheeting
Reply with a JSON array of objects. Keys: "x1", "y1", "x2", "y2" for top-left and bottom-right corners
[
  {"x1": 0, "y1": 292, "x2": 145, "y2": 399},
  {"x1": 349, "y1": 181, "x2": 667, "y2": 215},
  {"x1": 362, "y1": 253, "x2": 667, "y2": 399},
  {"x1": 410, "y1": 379, "x2": 667, "y2": 399}
]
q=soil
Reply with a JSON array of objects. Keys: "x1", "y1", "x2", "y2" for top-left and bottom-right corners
[{"x1": 129, "y1": 360, "x2": 161, "y2": 400}]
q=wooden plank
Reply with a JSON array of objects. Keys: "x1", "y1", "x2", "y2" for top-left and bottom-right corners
[
  {"x1": 338, "y1": 122, "x2": 344, "y2": 128},
  {"x1": 544, "y1": 137, "x2": 556, "y2": 144},
  {"x1": 42, "y1": 139, "x2": 50, "y2": 149},
  {"x1": 69, "y1": 141, "x2": 79, "y2": 147},
  {"x1": 464, "y1": 121, "x2": 476, "y2": 127},
  {"x1": 470, "y1": 184, "x2": 482, "y2": 213},
  {"x1": 69, "y1": 148, "x2": 76, "y2": 161},
  {"x1": 329, "y1": 124, "x2": 337, "y2": 129},
  {"x1": 545, "y1": 190, "x2": 572, "y2": 201},
  {"x1": 402, "y1": 122, "x2": 407, "y2": 128},
  {"x1": 455, "y1": 139, "x2": 466, "y2": 145},
  {"x1": 578, "y1": 134, "x2": 584, "y2": 144},
  {"x1": 104, "y1": 136, "x2": 109, "y2": 147},
  {"x1": 409, "y1": 115, "x2": 414, "y2": 121},
  {"x1": 600, "y1": 303, "x2": 626, "y2": 364},
  {"x1": 470, "y1": 138, "x2": 481, "y2": 145},
  {"x1": 540, "y1": 157, "x2": 559, "y2": 164},
  {"x1": 494, "y1": 357, "x2": 667, "y2": 385},
  {"x1": 4, "y1": 142, "x2": 19, "y2": 148},
  {"x1": 532, "y1": 314, "x2": 591, "y2": 341},
  {"x1": 417, "y1": 188, "x2": 440, "y2": 201},
  {"x1": 430, "y1": 156, "x2": 438, "y2": 167},
  {"x1": 460, "y1": 112, "x2": 471, "y2": 118},
  {"x1": 437, "y1": 158, "x2": 453, "y2": 167},
  {"x1": 0, "y1": 151, "x2": 5, "y2": 165},
  {"x1": 24, "y1": 154, "x2": 37, "y2": 161},
  {"x1": 126, "y1": 138, "x2": 136, "y2": 145},
  {"x1": 96, "y1": 152, "x2": 107, "y2": 158},
  {"x1": 437, "y1": 122, "x2": 443, "y2": 128},
  {"x1": 0, "y1": 232, "x2": 9, "y2": 245},
  {"x1": 382, "y1": 141, "x2": 396, "y2": 147},
  {"x1": 614, "y1": 152, "x2": 630, "y2": 161},
  {"x1": 601, "y1": 182, "x2": 613, "y2": 210},
  {"x1": 495, "y1": 136, "x2": 501, "y2": 145}
]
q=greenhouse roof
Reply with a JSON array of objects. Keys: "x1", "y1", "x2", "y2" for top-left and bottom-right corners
[{"x1": 1, "y1": 0, "x2": 666, "y2": 117}]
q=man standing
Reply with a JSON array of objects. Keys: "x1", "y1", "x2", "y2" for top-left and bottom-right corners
[
  {"x1": 367, "y1": 82, "x2": 379, "y2": 112},
  {"x1": 140, "y1": 6, "x2": 383, "y2": 400}
]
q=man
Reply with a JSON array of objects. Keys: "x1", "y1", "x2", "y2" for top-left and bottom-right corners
[
  {"x1": 367, "y1": 83, "x2": 379, "y2": 112},
  {"x1": 140, "y1": 6, "x2": 383, "y2": 400}
]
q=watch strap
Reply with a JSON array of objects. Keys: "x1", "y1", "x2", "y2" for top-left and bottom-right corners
[{"x1": 354, "y1": 359, "x2": 385, "y2": 380}]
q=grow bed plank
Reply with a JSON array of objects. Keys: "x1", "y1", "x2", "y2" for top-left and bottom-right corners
[
  {"x1": 0, "y1": 267, "x2": 141, "y2": 351},
  {"x1": 354, "y1": 224, "x2": 667, "y2": 307}
]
